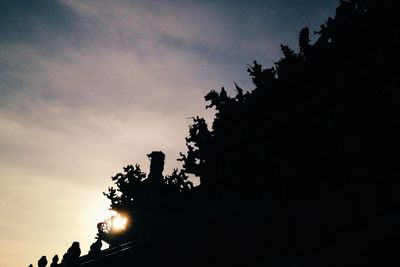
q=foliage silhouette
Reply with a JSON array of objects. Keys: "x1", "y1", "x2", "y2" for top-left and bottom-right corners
[{"x1": 175, "y1": 1, "x2": 400, "y2": 265}]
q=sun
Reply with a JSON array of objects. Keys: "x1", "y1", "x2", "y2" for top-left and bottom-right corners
[{"x1": 111, "y1": 214, "x2": 128, "y2": 231}]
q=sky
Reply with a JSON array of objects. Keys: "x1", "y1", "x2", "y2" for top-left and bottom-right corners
[{"x1": 0, "y1": 0, "x2": 338, "y2": 266}]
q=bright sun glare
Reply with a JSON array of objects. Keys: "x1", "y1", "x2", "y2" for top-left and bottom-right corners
[{"x1": 111, "y1": 215, "x2": 128, "y2": 231}]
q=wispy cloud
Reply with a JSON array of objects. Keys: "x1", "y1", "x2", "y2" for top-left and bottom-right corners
[{"x1": 0, "y1": 1, "x2": 338, "y2": 266}]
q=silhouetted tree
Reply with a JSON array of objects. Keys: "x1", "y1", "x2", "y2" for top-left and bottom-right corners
[{"x1": 176, "y1": 1, "x2": 400, "y2": 265}]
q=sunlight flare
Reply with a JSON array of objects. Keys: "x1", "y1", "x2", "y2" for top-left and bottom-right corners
[{"x1": 111, "y1": 215, "x2": 128, "y2": 231}]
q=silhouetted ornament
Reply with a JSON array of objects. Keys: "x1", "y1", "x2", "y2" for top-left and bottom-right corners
[
  {"x1": 147, "y1": 151, "x2": 165, "y2": 183},
  {"x1": 60, "y1": 242, "x2": 80, "y2": 267},
  {"x1": 38, "y1": 256, "x2": 47, "y2": 267},
  {"x1": 49, "y1": 255, "x2": 58, "y2": 267},
  {"x1": 88, "y1": 239, "x2": 102, "y2": 256}
]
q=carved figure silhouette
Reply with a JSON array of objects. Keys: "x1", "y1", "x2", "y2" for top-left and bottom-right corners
[
  {"x1": 88, "y1": 239, "x2": 102, "y2": 256},
  {"x1": 49, "y1": 255, "x2": 58, "y2": 267},
  {"x1": 60, "y1": 242, "x2": 80, "y2": 267},
  {"x1": 38, "y1": 256, "x2": 47, "y2": 267}
]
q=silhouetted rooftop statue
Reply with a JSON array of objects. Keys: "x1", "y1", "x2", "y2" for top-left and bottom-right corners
[
  {"x1": 60, "y1": 242, "x2": 80, "y2": 267},
  {"x1": 49, "y1": 255, "x2": 58, "y2": 267},
  {"x1": 38, "y1": 256, "x2": 47, "y2": 267},
  {"x1": 88, "y1": 239, "x2": 102, "y2": 256}
]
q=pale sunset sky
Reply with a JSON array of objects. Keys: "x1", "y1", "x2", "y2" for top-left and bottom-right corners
[{"x1": 0, "y1": 1, "x2": 337, "y2": 266}]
